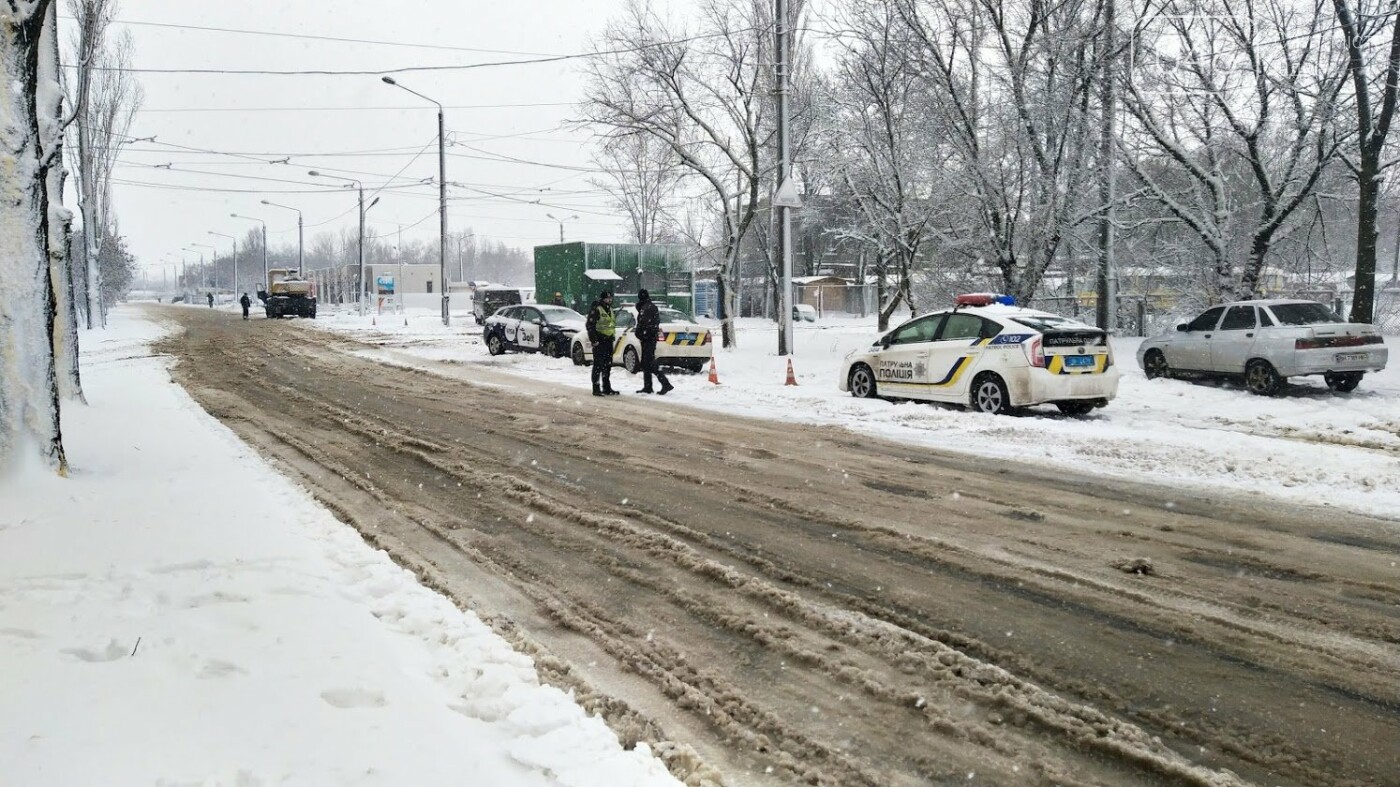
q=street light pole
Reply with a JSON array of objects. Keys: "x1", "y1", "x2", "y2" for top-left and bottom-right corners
[
  {"x1": 209, "y1": 231, "x2": 236, "y2": 296},
  {"x1": 191, "y1": 243, "x2": 215, "y2": 290},
  {"x1": 546, "y1": 212, "x2": 579, "y2": 244},
  {"x1": 230, "y1": 213, "x2": 269, "y2": 292},
  {"x1": 309, "y1": 171, "x2": 366, "y2": 315},
  {"x1": 260, "y1": 200, "x2": 303, "y2": 273},
  {"x1": 382, "y1": 75, "x2": 449, "y2": 325}
]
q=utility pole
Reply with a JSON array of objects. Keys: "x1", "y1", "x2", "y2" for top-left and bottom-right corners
[
  {"x1": 382, "y1": 76, "x2": 450, "y2": 325},
  {"x1": 1096, "y1": 0, "x2": 1118, "y2": 333},
  {"x1": 309, "y1": 172, "x2": 367, "y2": 314},
  {"x1": 259, "y1": 201, "x2": 302, "y2": 275},
  {"x1": 209, "y1": 231, "x2": 236, "y2": 295},
  {"x1": 774, "y1": 0, "x2": 800, "y2": 355}
]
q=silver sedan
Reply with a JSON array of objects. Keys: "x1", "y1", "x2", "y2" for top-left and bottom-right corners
[{"x1": 1136, "y1": 299, "x2": 1387, "y2": 395}]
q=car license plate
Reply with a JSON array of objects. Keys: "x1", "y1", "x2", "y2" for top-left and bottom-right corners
[
  {"x1": 1063, "y1": 354, "x2": 1096, "y2": 368},
  {"x1": 1335, "y1": 352, "x2": 1368, "y2": 363}
]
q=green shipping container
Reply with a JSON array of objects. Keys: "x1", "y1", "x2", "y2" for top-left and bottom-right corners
[{"x1": 534, "y1": 242, "x2": 694, "y2": 315}]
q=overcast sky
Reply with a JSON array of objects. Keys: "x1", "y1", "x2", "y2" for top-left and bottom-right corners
[{"x1": 73, "y1": 0, "x2": 646, "y2": 278}]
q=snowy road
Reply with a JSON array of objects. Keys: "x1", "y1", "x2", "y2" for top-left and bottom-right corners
[{"x1": 162, "y1": 307, "x2": 1400, "y2": 787}]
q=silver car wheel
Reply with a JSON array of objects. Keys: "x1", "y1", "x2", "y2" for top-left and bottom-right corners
[
  {"x1": 849, "y1": 365, "x2": 877, "y2": 399},
  {"x1": 972, "y1": 374, "x2": 1011, "y2": 414}
]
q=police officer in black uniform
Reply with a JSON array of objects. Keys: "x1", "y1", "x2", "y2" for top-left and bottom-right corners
[
  {"x1": 634, "y1": 289, "x2": 673, "y2": 395},
  {"x1": 585, "y1": 290, "x2": 619, "y2": 397}
]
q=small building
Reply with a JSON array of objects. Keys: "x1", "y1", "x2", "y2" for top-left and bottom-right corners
[{"x1": 307, "y1": 263, "x2": 447, "y2": 307}]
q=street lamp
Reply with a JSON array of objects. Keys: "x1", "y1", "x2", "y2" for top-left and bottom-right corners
[
  {"x1": 259, "y1": 200, "x2": 303, "y2": 273},
  {"x1": 187, "y1": 244, "x2": 212, "y2": 295},
  {"x1": 230, "y1": 214, "x2": 269, "y2": 292},
  {"x1": 382, "y1": 75, "x2": 450, "y2": 326},
  {"x1": 546, "y1": 213, "x2": 579, "y2": 244},
  {"x1": 309, "y1": 171, "x2": 369, "y2": 315},
  {"x1": 208, "y1": 231, "x2": 236, "y2": 294}
]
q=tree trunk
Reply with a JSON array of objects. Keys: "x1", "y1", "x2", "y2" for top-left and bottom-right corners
[
  {"x1": 0, "y1": 0, "x2": 67, "y2": 472},
  {"x1": 1241, "y1": 232, "x2": 1274, "y2": 300},
  {"x1": 39, "y1": 0, "x2": 82, "y2": 402},
  {"x1": 1350, "y1": 158, "x2": 1380, "y2": 321}
]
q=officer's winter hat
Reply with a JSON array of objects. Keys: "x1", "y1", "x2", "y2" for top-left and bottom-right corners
[
  {"x1": 637, "y1": 288, "x2": 650, "y2": 301},
  {"x1": 600, "y1": 290, "x2": 613, "y2": 299}
]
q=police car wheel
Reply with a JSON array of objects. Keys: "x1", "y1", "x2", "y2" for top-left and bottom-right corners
[
  {"x1": 849, "y1": 364, "x2": 878, "y2": 399},
  {"x1": 571, "y1": 342, "x2": 587, "y2": 366},
  {"x1": 487, "y1": 333, "x2": 505, "y2": 356},
  {"x1": 622, "y1": 347, "x2": 640, "y2": 374},
  {"x1": 971, "y1": 373, "x2": 1012, "y2": 415}
]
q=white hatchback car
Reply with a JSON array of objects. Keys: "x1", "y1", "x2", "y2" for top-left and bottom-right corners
[
  {"x1": 1137, "y1": 299, "x2": 1387, "y2": 394},
  {"x1": 839, "y1": 295, "x2": 1120, "y2": 415},
  {"x1": 571, "y1": 304, "x2": 713, "y2": 373}
]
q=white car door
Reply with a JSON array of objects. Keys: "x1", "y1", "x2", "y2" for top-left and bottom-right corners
[
  {"x1": 1209, "y1": 305, "x2": 1259, "y2": 374},
  {"x1": 497, "y1": 307, "x2": 522, "y2": 346},
  {"x1": 517, "y1": 307, "x2": 544, "y2": 351},
  {"x1": 923, "y1": 312, "x2": 992, "y2": 402},
  {"x1": 873, "y1": 314, "x2": 943, "y2": 399},
  {"x1": 1169, "y1": 306, "x2": 1226, "y2": 370}
]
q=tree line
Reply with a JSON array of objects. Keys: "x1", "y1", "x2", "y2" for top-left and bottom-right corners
[{"x1": 584, "y1": 0, "x2": 1400, "y2": 339}]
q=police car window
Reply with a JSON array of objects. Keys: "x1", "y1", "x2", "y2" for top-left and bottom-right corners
[
  {"x1": 658, "y1": 308, "x2": 693, "y2": 322},
  {"x1": 616, "y1": 310, "x2": 636, "y2": 328},
  {"x1": 1219, "y1": 305, "x2": 1256, "y2": 331},
  {"x1": 1187, "y1": 307, "x2": 1225, "y2": 331},
  {"x1": 937, "y1": 313, "x2": 985, "y2": 341},
  {"x1": 889, "y1": 316, "x2": 940, "y2": 346}
]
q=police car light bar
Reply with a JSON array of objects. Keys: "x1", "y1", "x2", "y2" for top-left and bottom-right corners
[{"x1": 955, "y1": 293, "x2": 1016, "y2": 307}]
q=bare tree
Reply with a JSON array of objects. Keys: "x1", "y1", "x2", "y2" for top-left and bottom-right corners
[
  {"x1": 1331, "y1": 0, "x2": 1400, "y2": 322},
  {"x1": 893, "y1": 0, "x2": 1104, "y2": 304},
  {"x1": 825, "y1": 0, "x2": 951, "y2": 330},
  {"x1": 1119, "y1": 0, "x2": 1347, "y2": 302},
  {"x1": 591, "y1": 133, "x2": 685, "y2": 244},
  {"x1": 1, "y1": 0, "x2": 69, "y2": 472},
  {"x1": 68, "y1": 0, "x2": 138, "y2": 329},
  {"x1": 584, "y1": 0, "x2": 773, "y2": 347}
]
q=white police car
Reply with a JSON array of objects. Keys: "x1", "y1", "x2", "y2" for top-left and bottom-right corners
[
  {"x1": 570, "y1": 304, "x2": 712, "y2": 373},
  {"x1": 839, "y1": 294, "x2": 1120, "y2": 415}
]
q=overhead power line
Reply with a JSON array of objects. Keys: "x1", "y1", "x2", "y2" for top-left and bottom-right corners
[
  {"x1": 74, "y1": 17, "x2": 561, "y2": 58},
  {"x1": 58, "y1": 28, "x2": 757, "y2": 76}
]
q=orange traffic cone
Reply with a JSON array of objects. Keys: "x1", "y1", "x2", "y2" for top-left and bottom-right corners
[
  {"x1": 707, "y1": 351, "x2": 721, "y2": 385},
  {"x1": 784, "y1": 358, "x2": 798, "y2": 386}
]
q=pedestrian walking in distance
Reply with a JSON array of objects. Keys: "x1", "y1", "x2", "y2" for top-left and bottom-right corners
[
  {"x1": 586, "y1": 290, "x2": 620, "y2": 397},
  {"x1": 206, "y1": 292, "x2": 214, "y2": 309},
  {"x1": 239, "y1": 292, "x2": 252, "y2": 320},
  {"x1": 634, "y1": 289, "x2": 673, "y2": 395}
]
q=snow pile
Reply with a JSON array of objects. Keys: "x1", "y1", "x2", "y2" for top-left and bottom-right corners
[
  {"x1": 0, "y1": 310, "x2": 681, "y2": 787},
  {"x1": 310, "y1": 307, "x2": 1400, "y2": 521}
]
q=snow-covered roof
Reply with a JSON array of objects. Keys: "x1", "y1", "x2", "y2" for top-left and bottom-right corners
[{"x1": 584, "y1": 269, "x2": 623, "y2": 281}]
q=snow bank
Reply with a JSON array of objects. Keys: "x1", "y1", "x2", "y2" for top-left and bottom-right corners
[
  {"x1": 0, "y1": 308, "x2": 681, "y2": 787},
  {"x1": 309, "y1": 307, "x2": 1400, "y2": 522}
]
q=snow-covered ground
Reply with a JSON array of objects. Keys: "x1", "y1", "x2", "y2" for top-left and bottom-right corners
[
  {"x1": 0, "y1": 309, "x2": 681, "y2": 787},
  {"x1": 310, "y1": 305, "x2": 1400, "y2": 522}
]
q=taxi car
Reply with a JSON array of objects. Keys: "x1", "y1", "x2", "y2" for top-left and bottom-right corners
[
  {"x1": 484, "y1": 304, "x2": 586, "y2": 358},
  {"x1": 839, "y1": 294, "x2": 1120, "y2": 415},
  {"x1": 571, "y1": 304, "x2": 712, "y2": 373},
  {"x1": 1137, "y1": 299, "x2": 1387, "y2": 394}
]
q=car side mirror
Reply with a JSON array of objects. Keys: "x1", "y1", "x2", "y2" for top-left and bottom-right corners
[
  {"x1": 1176, "y1": 323, "x2": 1188, "y2": 332},
  {"x1": 880, "y1": 336, "x2": 892, "y2": 349}
]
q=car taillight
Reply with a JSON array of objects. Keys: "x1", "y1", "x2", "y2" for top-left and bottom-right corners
[
  {"x1": 1023, "y1": 337, "x2": 1045, "y2": 367},
  {"x1": 1296, "y1": 335, "x2": 1383, "y2": 350},
  {"x1": 702, "y1": 331, "x2": 712, "y2": 345},
  {"x1": 657, "y1": 331, "x2": 667, "y2": 342}
]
